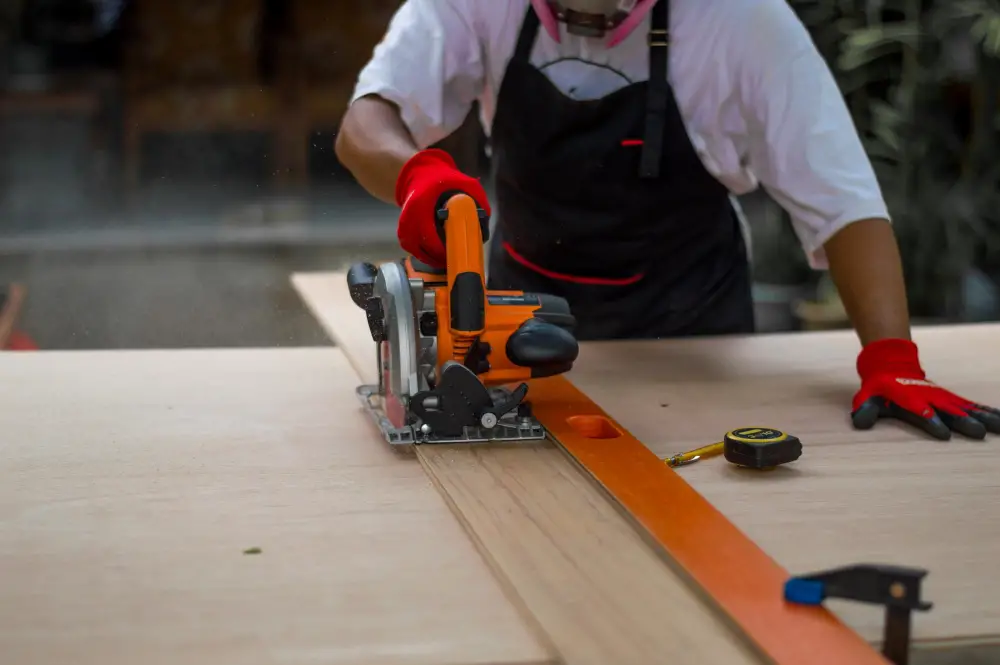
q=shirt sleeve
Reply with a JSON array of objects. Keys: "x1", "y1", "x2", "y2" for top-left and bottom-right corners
[
  {"x1": 732, "y1": 0, "x2": 890, "y2": 270},
  {"x1": 350, "y1": 0, "x2": 485, "y2": 150}
]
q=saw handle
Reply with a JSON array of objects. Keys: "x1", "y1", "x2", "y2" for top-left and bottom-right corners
[
  {"x1": 438, "y1": 194, "x2": 488, "y2": 358},
  {"x1": 435, "y1": 189, "x2": 490, "y2": 244}
]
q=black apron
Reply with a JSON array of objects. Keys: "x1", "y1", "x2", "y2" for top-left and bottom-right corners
[{"x1": 485, "y1": 0, "x2": 756, "y2": 341}]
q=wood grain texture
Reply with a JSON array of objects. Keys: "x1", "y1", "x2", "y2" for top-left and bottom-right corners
[
  {"x1": 0, "y1": 348, "x2": 551, "y2": 665},
  {"x1": 291, "y1": 272, "x2": 768, "y2": 665},
  {"x1": 566, "y1": 326, "x2": 1000, "y2": 646}
]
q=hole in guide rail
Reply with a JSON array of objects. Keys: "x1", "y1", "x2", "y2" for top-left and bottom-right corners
[{"x1": 566, "y1": 415, "x2": 622, "y2": 439}]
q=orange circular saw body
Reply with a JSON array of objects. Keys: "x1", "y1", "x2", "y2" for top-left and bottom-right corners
[{"x1": 403, "y1": 194, "x2": 577, "y2": 388}]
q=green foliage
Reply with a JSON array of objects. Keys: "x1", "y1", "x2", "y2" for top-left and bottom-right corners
[{"x1": 788, "y1": 0, "x2": 1000, "y2": 317}]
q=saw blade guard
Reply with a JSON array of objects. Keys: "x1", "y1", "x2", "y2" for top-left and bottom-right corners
[{"x1": 374, "y1": 260, "x2": 422, "y2": 404}]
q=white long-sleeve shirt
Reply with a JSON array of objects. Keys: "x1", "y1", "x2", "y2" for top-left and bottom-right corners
[{"x1": 350, "y1": 0, "x2": 890, "y2": 269}]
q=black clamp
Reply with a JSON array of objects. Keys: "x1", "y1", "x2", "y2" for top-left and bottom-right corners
[{"x1": 784, "y1": 563, "x2": 932, "y2": 665}]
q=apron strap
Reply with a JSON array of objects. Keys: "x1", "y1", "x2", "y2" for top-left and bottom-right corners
[
  {"x1": 514, "y1": 5, "x2": 541, "y2": 63},
  {"x1": 638, "y1": 0, "x2": 669, "y2": 179}
]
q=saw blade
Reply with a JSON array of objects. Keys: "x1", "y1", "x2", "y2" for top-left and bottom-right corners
[{"x1": 373, "y1": 261, "x2": 422, "y2": 427}]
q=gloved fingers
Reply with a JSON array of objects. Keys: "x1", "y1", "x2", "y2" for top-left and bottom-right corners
[
  {"x1": 935, "y1": 409, "x2": 987, "y2": 440},
  {"x1": 435, "y1": 178, "x2": 492, "y2": 215},
  {"x1": 850, "y1": 396, "x2": 884, "y2": 430},
  {"x1": 851, "y1": 391, "x2": 951, "y2": 438},
  {"x1": 850, "y1": 394, "x2": 988, "y2": 440},
  {"x1": 968, "y1": 404, "x2": 1000, "y2": 434},
  {"x1": 891, "y1": 390, "x2": 982, "y2": 439},
  {"x1": 927, "y1": 394, "x2": 996, "y2": 438},
  {"x1": 435, "y1": 187, "x2": 488, "y2": 214},
  {"x1": 885, "y1": 401, "x2": 952, "y2": 440},
  {"x1": 926, "y1": 393, "x2": 971, "y2": 417},
  {"x1": 889, "y1": 391, "x2": 990, "y2": 439}
]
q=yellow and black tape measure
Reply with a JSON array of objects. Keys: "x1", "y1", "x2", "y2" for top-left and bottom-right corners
[
  {"x1": 665, "y1": 427, "x2": 802, "y2": 469},
  {"x1": 722, "y1": 427, "x2": 802, "y2": 469}
]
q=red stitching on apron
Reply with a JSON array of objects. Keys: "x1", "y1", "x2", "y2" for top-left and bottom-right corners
[{"x1": 501, "y1": 242, "x2": 645, "y2": 286}]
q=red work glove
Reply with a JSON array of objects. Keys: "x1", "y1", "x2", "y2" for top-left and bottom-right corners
[
  {"x1": 394, "y1": 149, "x2": 491, "y2": 268},
  {"x1": 851, "y1": 338, "x2": 1000, "y2": 439}
]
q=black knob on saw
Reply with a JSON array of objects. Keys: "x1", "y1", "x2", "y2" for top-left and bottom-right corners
[{"x1": 347, "y1": 262, "x2": 379, "y2": 308}]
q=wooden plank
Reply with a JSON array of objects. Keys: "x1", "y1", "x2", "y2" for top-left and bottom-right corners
[
  {"x1": 291, "y1": 272, "x2": 769, "y2": 665},
  {"x1": 565, "y1": 326, "x2": 1000, "y2": 648},
  {"x1": 0, "y1": 348, "x2": 551, "y2": 665}
]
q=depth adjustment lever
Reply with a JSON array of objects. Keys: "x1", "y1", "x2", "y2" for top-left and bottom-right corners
[{"x1": 479, "y1": 383, "x2": 529, "y2": 427}]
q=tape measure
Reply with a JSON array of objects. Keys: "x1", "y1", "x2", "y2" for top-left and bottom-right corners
[
  {"x1": 722, "y1": 427, "x2": 802, "y2": 469},
  {"x1": 666, "y1": 427, "x2": 802, "y2": 469}
]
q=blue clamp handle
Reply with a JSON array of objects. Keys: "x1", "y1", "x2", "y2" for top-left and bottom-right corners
[
  {"x1": 783, "y1": 578, "x2": 826, "y2": 605},
  {"x1": 783, "y1": 564, "x2": 932, "y2": 665}
]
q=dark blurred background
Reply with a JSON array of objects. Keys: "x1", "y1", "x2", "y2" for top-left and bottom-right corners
[{"x1": 1, "y1": 0, "x2": 998, "y2": 349}]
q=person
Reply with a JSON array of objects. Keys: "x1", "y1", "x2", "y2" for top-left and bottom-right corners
[{"x1": 334, "y1": 0, "x2": 1000, "y2": 441}]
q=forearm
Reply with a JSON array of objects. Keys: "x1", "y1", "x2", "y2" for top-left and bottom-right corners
[
  {"x1": 335, "y1": 95, "x2": 420, "y2": 205},
  {"x1": 824, "y1": 218, "x2": 912, "y2": 346}
]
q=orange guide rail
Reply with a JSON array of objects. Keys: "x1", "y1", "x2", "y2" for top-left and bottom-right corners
[{"x1": 529, "y1": 375, "x2": 890, "y2": 665}]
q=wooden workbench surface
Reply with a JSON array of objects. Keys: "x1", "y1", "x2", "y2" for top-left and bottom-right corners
[
  {"x1": 9, "y1": 269, "x2": 994, "y2": 664},
  {"x1": 291, "y1": 270, "x2": 1000, "y2": 661},
  {"x1": 567, "y1": 325, "x2": 1000, "y2": 646},
  {"x1": 0, "y1": 349, "x2": 550, "y2": 665}
]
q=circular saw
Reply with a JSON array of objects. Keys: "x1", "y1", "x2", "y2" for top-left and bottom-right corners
[{"x1": 346, "y1": 193, "x2": 580, "y2": 445}]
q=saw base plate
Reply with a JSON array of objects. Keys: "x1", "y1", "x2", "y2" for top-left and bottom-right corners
[{"x1": 356, "y1": 385, "x2": 547, "y2": 446}]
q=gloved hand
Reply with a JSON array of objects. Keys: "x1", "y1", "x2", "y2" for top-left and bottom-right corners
[
  {"x1": 394, "y1": 148, "x2": 491, "y2": 268},
  {"x1": 851, "y1": 338, "x2": 1000, "y2": 439}
]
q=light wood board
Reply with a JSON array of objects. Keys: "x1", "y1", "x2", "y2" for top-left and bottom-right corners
[
  {"x1": 0, "y1": 348, "x2": 550, "y2": 665},
  {"x1": 291, "y1": 272, "x2": 770, "y2": 665},
  {"x1": 565, "y1": 325, "x2": 1000, "y2": 647}
]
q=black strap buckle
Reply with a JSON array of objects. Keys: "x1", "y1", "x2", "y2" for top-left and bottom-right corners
[{"x1": 647, "y1": 28, "x2": 669, "y2": 47}]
